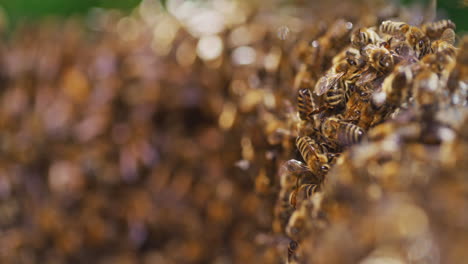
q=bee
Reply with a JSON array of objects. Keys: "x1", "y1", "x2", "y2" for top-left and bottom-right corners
[
  {"x1": 274, "y1": 160, "x2": 314, "y2": 232},
  {"x1": 422, "y1": 19, "x2": 456, "y2": 40},
  {"x1": 363, "y1": 44, "x2": 394, "y2": 73},
  {"x1": 320, "y1": 117, "x2": 366, "y2": 146},
  {"x1": 406, "y1": 27, "x2": 431, "y2": 59},
  {"x1": 292, "y1": 183, "x2": 320, "y2": 209},
  {"x1": 378, "y1": 65, "x2": 414, "y2": 108},
  {"x1": 345, "y1": 89, "x2": 376, "y2": 130},
  {"x1": 379, "y1": 20, "x2": 410, "y2": 36},
  {"x1": 296, "y1": 136, "x2": 330, "y2": 176},
  {"x1": 351, "y1": 27, "x2": 382, "y2": 48},
  {"x1": 286, "y1": 200, "x2": 312, "y2": 241},
  {"x1": 413, "y1": 69, "x2": 440, "y2": 111},
  {"x1": 380, "y1": 20, "x2": 430, "y2": 59},
  {"x1": 345, "y1": 47, "x2": 367, "y2": 69},
  {"x1": 447, "y1": 35, "x2": 468, "y2": 98},
  {"x1": 314, "y1": 74, "x2": 348, "y2": 111},
  {"x1": 430, "y1": 28, "x2": 456, "y2": 56},
  {"x1": 297, "y1": 88, "x2": 315, "y2": 121}
]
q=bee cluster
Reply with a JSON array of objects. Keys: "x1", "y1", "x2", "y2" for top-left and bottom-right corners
[
  {"x1": 0, "y1": 0, "x2": 466, "y2": 263},
  {"x1": 279, "y1": 14, "x2": 468, "y2": 264}
]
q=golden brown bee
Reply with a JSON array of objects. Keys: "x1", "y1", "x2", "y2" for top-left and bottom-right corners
[
  {"x1": 344, "y1": 90, "x2": 375, "y2": 130},
  {"x1": 320, "y1": 117, "x2": 366, "y2": 146},
  {"x1": 351, "y1": 27, "x2": 382, "y2": 48},
  {"x1": 286, "y1": 201, "x2": 311, "y2": 241},
  {"x1": 297, "y1": 88, "x2": 314, "y2": 121},
  {"x1": 363, "y1": 44, "x2": 394, "y2": 73},
  {"x1": 413, "y1": 69, "x2": 440, "y2": 110},
  {"x1": 314, "y1": 76, "x2": 347, "y2": 111},
  {"x1": 430, "y1": 28, "x2": 456, "y2": 56},
  {"x1": 345, "y1": 47, "x2": 367, "y2": 69},
  {"x1": 379, "y1": 20, "x2": 410, "y2": 36},
  {"x1": 275, "y1": 160, "x2": 314, "y2": 232},
  {"x1": 296, "y1": 136, "x2": 330, "y2": 175},
  {"x1": 378, "y1": 65, "x2": 413, "y2": 107},
  {"x1": 380, "y1": 20, "x2": 430, "y2": 59},
  {"x1": 406, "y1": 27, "x2": 431, "y2": 59},
  {"x1": 447, "y1": 35, "x2": 468, "y2": 98},
  {"x1": 422, "y1": 19, "x2": 456, "y2": 40}
]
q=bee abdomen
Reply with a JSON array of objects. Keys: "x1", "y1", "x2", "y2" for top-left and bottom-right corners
[
  {"x1": 338, "y1": 122, "x2": 365, "y2": 146},
  {"x1": 296, "y1": 136, "x2": 316, "y2": 164},
  {"x1": 423, "y1": 19, "x2": 456, "y2": 39},
  {"x1": 380, "y1": 20, "x2": 409, "y2": 35},
  {"x1": 325, "y1": 86, "x2": 346, "y2": 108},
  {"x1": 297, "y1": 88, "x2": 314, "y2": 121}
]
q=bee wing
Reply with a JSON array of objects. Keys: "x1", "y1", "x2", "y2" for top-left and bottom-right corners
[
  {"x1": 440, "y1": 28, "x2": 455, "y2": 45},
  {"x1": 356, "y1": 70, "x2": 377, "y2": 86},
  {"x1": 314, "y1": 72, "x2": 344, "y2": 96}
]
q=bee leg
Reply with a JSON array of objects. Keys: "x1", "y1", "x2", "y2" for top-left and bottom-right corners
[{"x1": 308, "y1": 106, "x2": 328, "y2": 117}]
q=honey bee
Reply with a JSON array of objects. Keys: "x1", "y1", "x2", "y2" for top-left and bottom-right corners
[
  {"x1": 297, "y1": 88, "x2": 314, "y2": 121},
  {"x1": 363, "y1": 44, "x2": 394, "y2": 73},
  {"x1": 380, "y1": 20, "x2": 430, "y2": 59},
  {"x1": 286, "y1": 200, "x2": 312, "y2": 241},
  {"x1": 413, "y1": 69, "x2": 440, "y2": 111},
  {"x1": 379, "y1": 20, "x2": 410, "y2": 36},
  {"x1": 447, "y1": 36, "x2": 468, "y2": 98},
  {"x1": 293, "y1": 183, "x2": 320, "y2": 208},
  {"x1": 345, "y1": 89, "x2": 376, "y2": 130},
  {"x1": 430, "y1": 28, "x2": 456, "y2": 56},
  {"x1": 275, "y1": 160, "x2": 314, "y2": 232},
  {"x1": 320, "y1": 117, "x2": 366, "y2": 146},
  {"x1": 296, "y1": 136, "x2": 330, "y2": 175},
  {"x1": 351, "y1": 27, "x2": 382, "y2": 48},
  {"x1": 378, "y1": 65, "x2": 413, "y2": 108},
  {"x1": 422, "y1": 19, "x2": 456, "y2": 40}
]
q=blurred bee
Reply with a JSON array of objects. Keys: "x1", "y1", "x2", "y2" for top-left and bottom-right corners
[
  {"x1": 377, "y1": 65, "x2": 413, "y2": 108},
  {"x1": 380, "y1": 20, "x2": 430, "y2": 59},
  {"x1": 447, "y1": 35, "x2": 468, "y2": 98},
  {"x1": 379, "y1": 20, "x2": 410, "y2": 37},
  {"x1": 288, "y1": 240, "x2": 299, "y2": 264},
  {"x1": 274, "y1": 160, "x2": 314, "y2": 232},
  {"x1": 286, "y1": 200, "x2": 312, "y2": 242},
  {"x1": 351, "y1": 27, "x2": 382, "y2": 49},
  {"x1": 430, "y1": 28, "x2": 456, "y2": 56},
  {"x1": 293, "y1": 183, "x2": 320, "y2": 208},
  {"x1": 413, "y1": 69, "x2": 440, "y2": 112},
  {"x1": 363, "y1": 44, "x2": 394, "y2": 73},
  {"x1": 302, "y1": 19, "x2": 353, "y2": 73},
  {"x1": 320, "y1": 117, "x2": 366, "y2": 146},
  {"x1": 422, "y1": 19, "x2": 456, "y2": 40},
  {"x1": 296, "y1": 136, "x2": 330, "y2": 176},
  {"x1": 325, "y1": 19, "x2": 354, "y2": 47}
]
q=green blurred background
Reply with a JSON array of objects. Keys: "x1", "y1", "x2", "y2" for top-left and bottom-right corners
[{"x1": 0, "y1": 0, "x2": 466, "y2": 31}]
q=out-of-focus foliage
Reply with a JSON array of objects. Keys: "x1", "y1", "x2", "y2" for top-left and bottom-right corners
[{"x1": 0, "y1": 0, "x2": 466, "y2": 32}]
